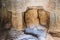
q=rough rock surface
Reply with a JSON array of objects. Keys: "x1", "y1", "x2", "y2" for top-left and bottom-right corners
[{"x1": 0, "y1": 0, "x2": 60, "y2": 40}]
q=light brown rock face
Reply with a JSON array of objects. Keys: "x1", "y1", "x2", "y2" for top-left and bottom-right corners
[
  {"x1": 38, "y1": 8, "x2": 50, "y2": 27},
  {"x1": 12, "y1": 11, "x2": 24, "y2": 31},
  {"x1": 47, "y1": 34, "x2": 54, "y2": 40},
  {"x1": 53, "y1": 37, "x2": 60, "y2": 40},
  {"x1": 25, "y1": 8, "x2": 39, "y2": 27}
]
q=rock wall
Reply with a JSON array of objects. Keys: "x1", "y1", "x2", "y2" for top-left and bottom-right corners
[{"x1": 0, "y1": 0, "x2": 60, "y2": 40}]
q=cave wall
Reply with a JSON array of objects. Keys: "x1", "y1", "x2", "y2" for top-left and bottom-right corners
[{"x1": 1, "y1": 0, "x2": 60, "y2": 33}]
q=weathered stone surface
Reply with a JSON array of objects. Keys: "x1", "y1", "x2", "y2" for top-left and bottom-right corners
[
  {"x1": 50, "y1": 32, "x2": 60, "y2": 37},
  {"x1": 38, "y1": 8, "x2": 50, "y2": 27},
  {"x1": 25, "y1": 8, "x2": 39, "y2": 27},
  {"x1": 49, "y1": 8, "x2": 60, "y2": 33},
  {"x1": 47, "y1": 34, "x2": 54, "y2": 40},
  {"x1": 53, "y1": 37, "x2": 60, "y2": 40},
  {"x1": 1, "y1": 0, "x2": 60, "y2": 40},
  {"x1": 11, "y1": 11, "x2": 24, "y2": 31}
]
